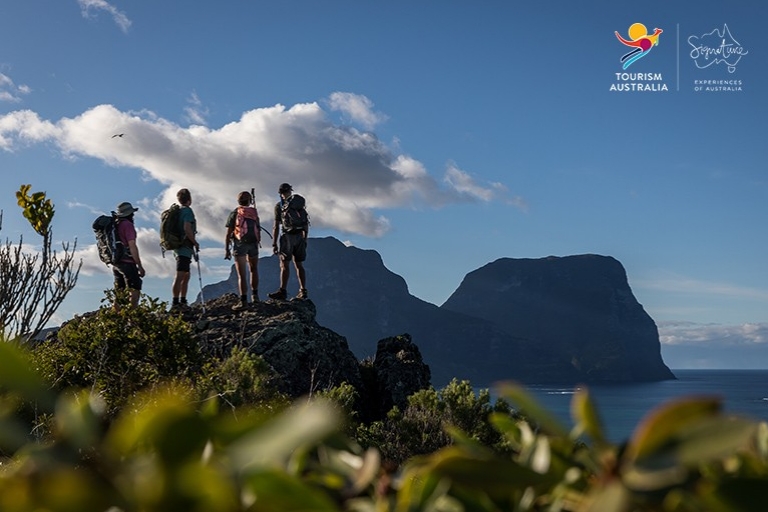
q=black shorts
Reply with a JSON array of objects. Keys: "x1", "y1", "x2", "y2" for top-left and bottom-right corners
[
  {"x1": 278, "y1": 233, "x2": 307, "y2": 262},
  {"x1": 113, "y1": 262, "x2": 142, "y2": 291},
  {"x1": 233, "y1": 240, "x2": 259, "y2": 258},
  {"x1": 176, "y1": 254, "x2": 191, "y2": 272}
]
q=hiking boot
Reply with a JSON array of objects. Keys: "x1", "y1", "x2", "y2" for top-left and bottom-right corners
[
  {"x1": 232, "y1": 301, "x2": 248, "y2": 311},
  {"x1": 294, "y1": 288, "x2": 309, "y2": 300},
  {"x1": 268, "y1": 288, "x2": 287, "y2": 300}
]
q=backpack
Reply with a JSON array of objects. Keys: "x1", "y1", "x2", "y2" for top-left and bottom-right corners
[
  {"x1": 281, "y1": 194, "x2": 309, "y2": 233},
  {"x1": 92, "y1": 214, "x2": 125, "y2": 265},
  {"x1": 234, "y1": 206, "x2": 261, "y2": 244},
  {"x1": 159, "y1": 203, "x2": 185, "y2": 253}
]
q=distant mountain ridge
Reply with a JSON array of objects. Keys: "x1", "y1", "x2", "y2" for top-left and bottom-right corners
[{"x1": 201, "y1": 237, "x2": 674, "y2": 386}]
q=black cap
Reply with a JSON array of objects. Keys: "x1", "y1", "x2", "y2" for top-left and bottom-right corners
[{"x1": 278, "y1": 183, "x2": 292, "y2": 194}]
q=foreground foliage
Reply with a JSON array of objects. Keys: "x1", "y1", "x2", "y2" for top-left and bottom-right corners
[{"x1": 3, "y1": 342, "x2": 768, "y2": 511}]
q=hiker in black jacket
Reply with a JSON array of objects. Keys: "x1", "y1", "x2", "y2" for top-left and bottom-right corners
[{"x1": 268, "y1": 183, "x2": 309, "y2": 300}]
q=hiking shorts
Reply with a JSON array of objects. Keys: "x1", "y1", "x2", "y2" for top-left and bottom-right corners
[
  {"x1": 113, "y1": 262, "x2": 142, "y2": 291},
  {"x1": 233, "y1": 240, "x2": 259, "y2": 258},
  {"x1": 278, "y1": 232, "x2": 307, "y2": 262},
  {"x1": 176, "y1": 255, "x2": 191, "y2": 273}
]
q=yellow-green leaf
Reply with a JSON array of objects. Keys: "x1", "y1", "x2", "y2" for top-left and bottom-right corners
[{"x1": 624, "y1": 396, "x2": 721, "y2": 462}]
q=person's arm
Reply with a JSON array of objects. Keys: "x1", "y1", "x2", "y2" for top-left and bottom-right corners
[
  {"x1": 184, "y1": 220, "x2": 199, "y2": 250},
  {"x1": 224, "y1": 224, "x2": 234, "y2": 260},
  {"x1": 272, "y1": 204, "x2": 280, "y2": 253},
  {"x1": 127, "y1": 239, "x2": 145, "y2": 277}
]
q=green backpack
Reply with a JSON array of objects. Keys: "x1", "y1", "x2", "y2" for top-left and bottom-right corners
[{"x1": 159, "y1": 203, "x2": 185, "y2": 254}]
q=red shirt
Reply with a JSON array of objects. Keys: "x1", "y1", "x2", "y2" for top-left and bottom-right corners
[{"x1": 117, "y1": 218, "x2": 137, "y2": 263}]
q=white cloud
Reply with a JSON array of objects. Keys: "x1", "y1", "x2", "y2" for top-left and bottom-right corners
[
  {"x1": 443, "y1": 163, "x2": 524, "y2": 208},
  {"x1": 78, "y1": 0, "x2": 132, "y2": 33},
  {"x1": 659, "y1": 321, "x2": 768, "y2": 346},
  {"x1": 184, "y1": 91, "x2": 209, "y2": 126},
  {"x1": 327, "y1": 92, "x2": 388, "y2": 130},
  {"x1": 0, "y1": 96, "x2": 522, "y2": 247},
  {"x1": 0, "y1": 73, "x2": 31, "y2": 103}
]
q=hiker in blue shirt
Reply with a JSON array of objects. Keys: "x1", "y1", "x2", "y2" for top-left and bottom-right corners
[{"x1": 171, "y1": 188, "x2": 199, "y2": 308}]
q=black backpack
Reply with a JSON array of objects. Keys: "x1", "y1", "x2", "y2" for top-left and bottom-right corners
[
  {"x1": 281, "y1": 195, "x2": 309, "y2": 233},
  {"x1": 93, "y1": 214, "x2": 125, "y2": 265}
]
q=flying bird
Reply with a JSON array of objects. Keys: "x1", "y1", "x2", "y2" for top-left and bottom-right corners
[{"x1": 111, "y1": 133, "x2": 124, "y2": 138}]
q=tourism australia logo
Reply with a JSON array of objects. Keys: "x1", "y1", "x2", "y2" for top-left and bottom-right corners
[{"x1": 610, "y1": 22, "x2": 669, "y2": 92}]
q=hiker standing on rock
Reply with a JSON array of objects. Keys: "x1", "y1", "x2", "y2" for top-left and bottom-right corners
[
  {"x1": 113, "y1": 201, "x2": 145, "y2": 308},
  {"x1": 171, "y1": 188, "x2": 199, "y2": 309},
  {"x1": 225, "y1": 190, "x2": 261, "y2": 310},
  {"x1": 268, "y1": 183, "x2": 309, "y2": 301}
]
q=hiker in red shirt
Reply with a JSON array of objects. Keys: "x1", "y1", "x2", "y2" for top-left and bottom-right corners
[{"x1": 113, "y1": 201, "x2": 145, "y2": 308}]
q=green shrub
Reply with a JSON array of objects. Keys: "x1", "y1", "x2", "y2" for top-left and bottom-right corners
[
  {"x1": 356, "y1": 378, "x2": 517, "y2": 465},
  {"x1": 197, "y1": 346, "x2": 289, "y2": 412},
  {"x1": 30, "y1": 292, "x2": 201, "y2": 416}
]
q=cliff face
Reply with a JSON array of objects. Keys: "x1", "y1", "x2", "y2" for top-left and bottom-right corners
[
  {"x1": 200, "y1": 238, "x2": 674, "y2": 385},
  {"x1": 441, "y1": 255, "x2": 675, "y2": 382}
]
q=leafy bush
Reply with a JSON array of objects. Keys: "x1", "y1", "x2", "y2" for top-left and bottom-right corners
[
  {"x1": 198, "y1": 345, "x2": 289, "y2": 412},
  {"x1": 356, "y1": 378, "x2": 517, "y2": 465},
  {"x1": 31, "y1": 292, "x2": 202, "y2": 416}
]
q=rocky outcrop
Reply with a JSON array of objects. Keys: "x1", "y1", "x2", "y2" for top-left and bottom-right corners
[
  {"x1": 370, "y1": 334, "x2": 431, "y2": 417},
  {"x1": 193, "y1": 294, "x2": 365, "y2": 399},
  {"x1": 441, "y1": 255, "x2": 675, "y2": 383}
]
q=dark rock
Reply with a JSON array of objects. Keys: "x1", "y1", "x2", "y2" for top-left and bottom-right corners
[
  {"x1": 371, "y1": 334, "x2": 431, "y2": 417},
  {"x1": 193, "y1": 294, "x2": 365, "y2": 399},
  {"x1": 441, "y1": 255, "x2": 675, "y2": 383}
]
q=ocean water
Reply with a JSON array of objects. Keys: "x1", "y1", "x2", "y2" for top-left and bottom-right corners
[{"x1": 502, "y1": 370, "x2": 768, "y2": 443}]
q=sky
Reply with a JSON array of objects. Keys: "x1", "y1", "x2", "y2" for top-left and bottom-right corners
[{"x1": 1, "y1": 1, "x2": 766, "y2": 369}]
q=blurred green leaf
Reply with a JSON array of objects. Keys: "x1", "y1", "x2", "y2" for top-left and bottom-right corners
[
  {"x1": 0, "y1": 342, "x2": 55, "y2": 410},
  {"x1": 229, "y1": 400, "x2": 340, "y2": 472},
  {"x1": 54, "y1": 390, "x2": 102, "y2": 450},
  {"x1": 705, "y1": 477, "x2": 768, "y2": 512},
  {"x1": 571, "y1": 387, "x2": 607, "y2": 445},
  {"x1": 410, "y1": 446, "x2": 554, "y2": 496},
  {"x1": 241, "y1": 469, "x2": 339, "y2": 511},
  {"x1": 624, "y1": 396, "x2": 721, "y2": 462},
  {"x1": 581, "y1": 480, "x2": 631, "y2": 512},
  {"x1": 495, "y1": 382, "x2": 569, "y2": 438}
]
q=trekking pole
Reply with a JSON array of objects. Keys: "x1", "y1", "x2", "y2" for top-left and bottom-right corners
[{"x1": 194, "y1": 248, "x2": 206, "y2": 313}]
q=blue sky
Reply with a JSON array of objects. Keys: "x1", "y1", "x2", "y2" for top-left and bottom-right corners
[{"x1": 1, "y1": 1, "x2": 766, "y2": 369}]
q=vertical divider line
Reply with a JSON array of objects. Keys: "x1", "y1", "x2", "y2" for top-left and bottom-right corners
[{"x1": 677, "y1": 23, "x2": 680, "y2": 91}]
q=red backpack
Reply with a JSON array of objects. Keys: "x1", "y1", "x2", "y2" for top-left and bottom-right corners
[{"x1": 234, "y1": 206, "x2": 261, "y2": 244}]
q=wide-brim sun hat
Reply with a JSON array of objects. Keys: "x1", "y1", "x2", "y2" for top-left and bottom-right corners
[{"x1": 116, "y1": 202, "x2": 139, "y2": 218}]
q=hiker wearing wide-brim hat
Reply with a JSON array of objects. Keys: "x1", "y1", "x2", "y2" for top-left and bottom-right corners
[
  {"x1": 268, "y1": 183, "x2": 310, "y2": 301},
  {"x1": 113, "y1": 201, "x2": 145, "y2": 308},
  {"x1": 116, "y1": 201, "x2": 139, "y2": 218}
]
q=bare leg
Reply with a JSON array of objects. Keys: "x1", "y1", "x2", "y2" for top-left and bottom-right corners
[{"x1": 295, "y1": 260, "x2": 306, "y2": 291}]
